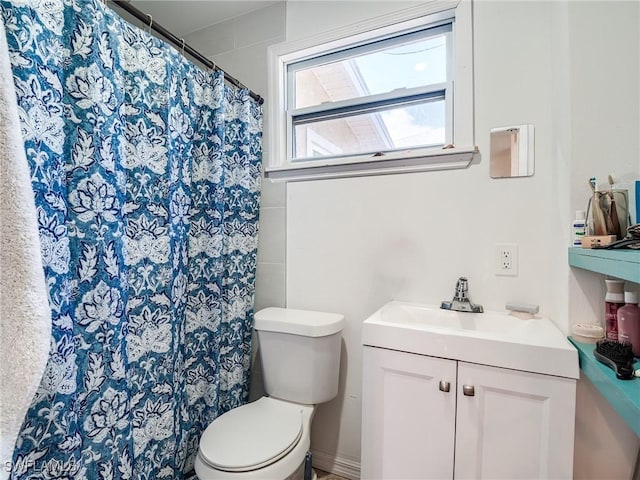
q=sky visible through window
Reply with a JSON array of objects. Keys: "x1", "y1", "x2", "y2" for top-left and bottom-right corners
[
  {"x1": 352, "y1": 33, "x2": 447, "y2": 148},
  {"x1": 293, "y1": 30, "x2": 448, "y2": 158},
  {"x1": 352, "y1": 35, "x2": 447, "y2": 94}
]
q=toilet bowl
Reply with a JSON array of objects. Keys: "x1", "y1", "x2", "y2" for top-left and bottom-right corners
[
  {"x1": 195, "y1": 308, "x2": 344, "y2": 480},
  {"x1": 195, "y1": 397, "x2": 314, "y2": 480}
]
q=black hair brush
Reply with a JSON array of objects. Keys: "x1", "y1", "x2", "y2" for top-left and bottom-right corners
[{"x1": 594, "y1": 339, "x2": 635, "y2": 380}]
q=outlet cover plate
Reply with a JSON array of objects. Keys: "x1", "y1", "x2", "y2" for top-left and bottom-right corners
[{"x1": 495, "y1": 243, "x2": 518, "y2": 276}]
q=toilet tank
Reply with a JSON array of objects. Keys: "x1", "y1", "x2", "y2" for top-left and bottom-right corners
[{"x1": 254, "y1": 307, "x2": 344, "y2": 405}]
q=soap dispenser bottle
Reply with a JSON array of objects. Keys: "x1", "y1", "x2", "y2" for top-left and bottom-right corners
[{"x1": 618, "y1": 291, "x2": 640, "y2": 357}]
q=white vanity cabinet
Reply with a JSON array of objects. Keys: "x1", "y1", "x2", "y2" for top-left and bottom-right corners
[
  {"x1": 361, "y1": 346, "x2": 457, "y2": 480},
  {"x1": 361, "y1": 346, "x2": 577, "y2": 480}
]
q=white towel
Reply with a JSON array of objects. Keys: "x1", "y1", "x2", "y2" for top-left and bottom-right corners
[{"x1": 0, "y1": 19, "x2": 52, "y2": 479}]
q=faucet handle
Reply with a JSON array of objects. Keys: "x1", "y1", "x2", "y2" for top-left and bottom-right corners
[
  {"x1": 441, "y1": 276, "x2": 483, "y2": 313},
  {"x1": 455, "y1": 277, "x2": 469, "y2": 299}
]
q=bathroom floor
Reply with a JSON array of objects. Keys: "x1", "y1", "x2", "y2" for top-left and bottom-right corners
[{"x1": 316, "y1": 469, "x2": 348, "y2": 480}]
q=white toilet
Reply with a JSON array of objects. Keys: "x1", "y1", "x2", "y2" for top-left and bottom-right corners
[{"x1": 194, "y1": 307, "x2": 344, "y2": 480}]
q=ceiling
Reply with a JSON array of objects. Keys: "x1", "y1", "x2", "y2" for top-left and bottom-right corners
[{"x1": 128, "y1": 1, "x2": 280, "y2": 37}]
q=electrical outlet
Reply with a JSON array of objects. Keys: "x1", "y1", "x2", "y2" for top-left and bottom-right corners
[{"x1": 495, "y1": 243, "x2": 518, "y2": 276}]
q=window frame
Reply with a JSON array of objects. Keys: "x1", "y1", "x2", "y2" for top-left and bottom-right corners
[{"x1": 267, "y1": 0, "x2": 475, "y2": 181}]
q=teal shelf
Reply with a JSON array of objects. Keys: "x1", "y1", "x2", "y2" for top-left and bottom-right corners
[
  {"x1": 568, "y1": 338, "x2": 640, "y2": 437},
  {"x1": 568, "y1": 247, "x2": 640, "y2": 284},
  {"x1": 568, "y1": 247, "x2": 640, "y2": 437}
]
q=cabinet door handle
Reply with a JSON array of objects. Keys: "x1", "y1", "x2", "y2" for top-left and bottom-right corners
[
  {"x1": 439, "y1": 380, "x2": 451, "y2": 392},
  {"x1": 463, "y1": 385, "x2": 475, "y2": 396}
]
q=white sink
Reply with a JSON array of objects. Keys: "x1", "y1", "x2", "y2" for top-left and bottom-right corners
[{"x1": 362, "y1": 301, "x2": 579, "y2": 378}]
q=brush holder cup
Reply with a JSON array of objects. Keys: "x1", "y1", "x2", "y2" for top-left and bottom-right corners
[{"x1": 586, "y1": 190, "x2": 630, "y2": 240}]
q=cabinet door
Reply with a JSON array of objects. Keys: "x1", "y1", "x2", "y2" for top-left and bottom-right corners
[
  {"x1": 361, "y1": 347, "x2": 457, "y2": 480},
  {"x1": 454, "y1": 362, "x2": 576, "y2": 479}
]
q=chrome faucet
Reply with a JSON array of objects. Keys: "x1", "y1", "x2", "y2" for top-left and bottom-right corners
[{"x1": 441, "y1": 277, "x2": 484, "y2": 313}]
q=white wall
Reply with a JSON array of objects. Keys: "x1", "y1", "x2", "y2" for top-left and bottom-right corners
[
  {"x1": 285, "y1": 0, "x2": 640, "y2": 478},
  {"x1": 287, "y1": 1, "x2": 562, "y2": 474},
  {"x1": 564, "y1": 2, "x2": 640, "y2": 478},
  {"x1": 567, "y1": 0, "x2": 640, "y2": 331},
  {"x1": 185, "y1": 1, "x2": 640, "y2": 478}
]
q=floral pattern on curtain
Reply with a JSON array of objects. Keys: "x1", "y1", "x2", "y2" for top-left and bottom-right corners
[{"x1": 1, "y1": 0, "x2": 262, "y2": 478}]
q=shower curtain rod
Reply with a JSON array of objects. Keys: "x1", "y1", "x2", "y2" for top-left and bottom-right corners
[{"x1": 110, "y1": 0, "x2": 264, "y2": 105}]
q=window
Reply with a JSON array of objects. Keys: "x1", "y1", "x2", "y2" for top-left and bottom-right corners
[
  {"x1": 267, "y1": 1, "x2": 474, "y2": 181},
  {"x1": 289, "y1": 24, "x2": 451, "y2": 161}
]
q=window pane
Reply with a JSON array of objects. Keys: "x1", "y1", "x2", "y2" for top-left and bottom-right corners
[
  {"x1": 294, "y1": 99, "x2": 445, "y2": 160},
  {"x1": 293, "y1": 29, "x2": 448, "y2": 109}
]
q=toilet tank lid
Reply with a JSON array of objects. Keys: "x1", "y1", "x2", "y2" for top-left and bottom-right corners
[{"x1": 254, "y1": 307, "x2": 344, "y2": 337}]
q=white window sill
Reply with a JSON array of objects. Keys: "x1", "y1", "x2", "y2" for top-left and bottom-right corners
[{"x1": 264, "y1": 146, "x2": 478, "y2": 182}]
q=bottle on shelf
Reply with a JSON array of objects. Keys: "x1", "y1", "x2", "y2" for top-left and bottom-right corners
[
  {"x1": 572, "y1": 210, "x2": 586, "y2": 247},
  {"x1": 618, "y1": 290, "x2": 640, "y2": 357},
  {"x1": 604, "y1": 279, "x2": 625, "y2": 341}
]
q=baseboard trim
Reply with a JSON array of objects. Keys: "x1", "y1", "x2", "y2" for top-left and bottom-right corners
[{"x1": 311, "y1": 449, "x2": 360, "y2": 480}]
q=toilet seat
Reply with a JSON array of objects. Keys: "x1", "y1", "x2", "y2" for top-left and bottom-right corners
[{"x1": 198, "y1": 397, "x2": 303, "y2": 472}]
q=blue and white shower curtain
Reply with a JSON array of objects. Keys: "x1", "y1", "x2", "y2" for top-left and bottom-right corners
[{"x1": 1, "y1": 0, "x2": 262, "y2": 478}]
